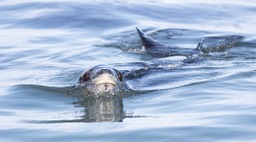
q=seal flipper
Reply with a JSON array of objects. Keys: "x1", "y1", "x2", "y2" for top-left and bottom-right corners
[
  {"x1": 136, "y1": 27, "x2": 163, "y2": 49},
  {"x1": 187, "y1": 38, "x2": 205, "y2": 58},
  {"x1": 195, "y1": 38, "x2": 204, "y2": 52},
  {"x1": 184, "y1": 38, "x2": 205, "y2": 62}
]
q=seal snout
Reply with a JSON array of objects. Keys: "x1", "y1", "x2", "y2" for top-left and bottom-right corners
[
  {"x1": 78, "y1": 65, "x2": 126, "y2": 94},
  {"x1": 92, "y1": 73, "x2": 117, "y2": 86}
]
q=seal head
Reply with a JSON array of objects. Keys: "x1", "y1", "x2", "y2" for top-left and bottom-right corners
[{"x1": 78, "y1": 65, "x2": 127, "y2": 94}]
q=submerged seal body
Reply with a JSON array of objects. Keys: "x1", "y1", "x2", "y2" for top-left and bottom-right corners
[
  {"x1": 78, "y1": 28, "x2": 205, "y2": 94},
  {"x1": 136, "y1": 27, "x2": 204, "y2": 58}
]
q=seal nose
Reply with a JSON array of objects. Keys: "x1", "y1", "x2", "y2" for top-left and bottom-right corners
[
  {"x1": 92, "y1": 69, "x2": 114, "y2": 80},
  {"x1": 102, "y1": 69, "x2": 109, "y2": 74}
]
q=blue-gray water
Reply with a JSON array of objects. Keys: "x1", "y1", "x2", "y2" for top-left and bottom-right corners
[{"x1": 0, "y1": 0, "x2": 256, "y2": 142}]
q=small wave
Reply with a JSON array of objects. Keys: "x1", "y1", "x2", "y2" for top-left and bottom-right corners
[
  {"x1": 14, "y1": 84, "x2": 151, "y2": 98},
  {"x1": 202, "y1": 35, "x2": 244, "y2": 53},
  {"x1": 14, "y1": 84, "x2": 89, "y2": 97},
  {"x1": 21, "y1": 114, "x2": 148, "y2": 123}
]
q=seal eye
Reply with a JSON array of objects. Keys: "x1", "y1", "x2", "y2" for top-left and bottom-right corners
[
  {"x1": 83, "y1": 74, "x2": 90, "y2": 81},
  {"x1": 117, "y1": 73, "x2": 123, "y2": 81},
  {"x1": 79, "y1": 72, "x2": 90, "y2": 83}
]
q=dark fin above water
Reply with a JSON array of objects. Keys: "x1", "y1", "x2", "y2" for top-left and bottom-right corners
[
  {"x1": 136, "y1": 27, "x2": 203, "y2": 57},
  {"x1": 136, "y1": 27, "x2": 163, "y2": 49}
]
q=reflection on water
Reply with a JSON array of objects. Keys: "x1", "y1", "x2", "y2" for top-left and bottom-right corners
[
  {"x1": 25, "y1": 94, "x2": 147, "y2": 123},
  {"x1": 24, "y1": 94, "x2": 125, "y2": 123},
  {"x1": 76, "y1": 95, "x2": 124, "y2": 122},
  {"x1": 13, "y1": 83, "x2": 124, "y2": 123}
]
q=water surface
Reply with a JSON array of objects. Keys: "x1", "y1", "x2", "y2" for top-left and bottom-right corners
[{"x1": 0, "y1": 0, "x2": 256, "y2": 142}]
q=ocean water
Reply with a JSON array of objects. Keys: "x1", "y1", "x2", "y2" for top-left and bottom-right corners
[{"x1": 0, "y1": 0, "x2": 256, "y2": 142}]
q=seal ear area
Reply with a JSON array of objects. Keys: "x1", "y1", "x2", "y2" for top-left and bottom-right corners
[
  {"x1": 136, "y1": 27, "x2": 163, "y2": 49},
  {"x1": 117, "y1": 72, "x2": 123, "y2": 81},
  {"x1": 113, "y1": 69, "x2": 124, "y2": 81}
]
